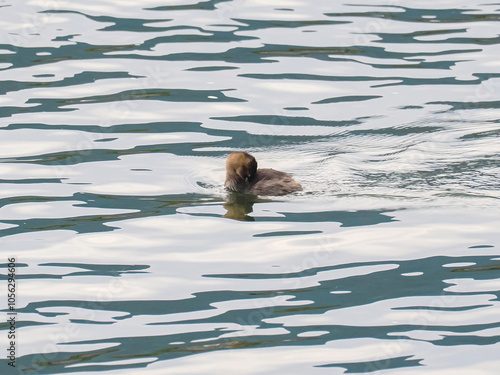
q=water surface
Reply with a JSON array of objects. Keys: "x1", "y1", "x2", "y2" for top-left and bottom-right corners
[{"x1": 1, "y1": 0, "x2": 500, "y2": 374}]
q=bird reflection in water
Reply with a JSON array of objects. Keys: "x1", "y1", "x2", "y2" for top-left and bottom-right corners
[{"x1": 223, "y1": 192, "x2": 258, "y2": 221}]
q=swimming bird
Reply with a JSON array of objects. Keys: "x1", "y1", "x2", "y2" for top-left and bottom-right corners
[{"x1": 224, "y1": 152, "x2": 302, "y2": 196}]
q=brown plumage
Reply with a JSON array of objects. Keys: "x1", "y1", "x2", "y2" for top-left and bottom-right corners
[{"x1": 224, "y1": 152, "x2": 302, "y2": 196}]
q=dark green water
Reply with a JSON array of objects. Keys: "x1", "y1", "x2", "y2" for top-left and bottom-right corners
[{"x1": 1, "y1": 0, "x2": 500, "y2": 374}]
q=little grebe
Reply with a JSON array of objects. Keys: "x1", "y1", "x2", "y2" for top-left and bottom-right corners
[{"x1": 224, "y1": 152, "x2": 302, "y2": 196}]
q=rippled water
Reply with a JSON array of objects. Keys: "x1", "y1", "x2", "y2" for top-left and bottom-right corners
[{"x1": 1, "y1": 0, "x2": 500, "y2": 373}]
